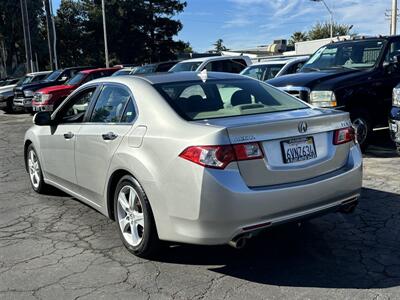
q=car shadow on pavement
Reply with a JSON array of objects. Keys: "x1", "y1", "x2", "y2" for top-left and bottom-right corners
[
  {"x1": 155, "y1": 187, "x2": 400, "y2": 289},
  {"x1": 365, "y1": 129, "x2": 397, "y2": 158}
]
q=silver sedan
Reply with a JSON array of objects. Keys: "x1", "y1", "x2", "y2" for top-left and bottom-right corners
[{"x1": 24, "y1": 72, "x2": 362, "y2": 257}]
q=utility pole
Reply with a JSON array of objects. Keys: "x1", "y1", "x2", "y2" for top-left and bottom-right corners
[
  {"x1": 102, "y1": 0, "x2": 110, "y2": 67},
  {"x1": 49, "y1": 0, "x2": 58, "y2": 69},
  {"x1": 20, "y1": 0, "x2": 32, "y2": 73},
  {"x1": 23, "y1": 0, "x2": 34, "y2": 72},
  {"x1": 43, "y1": 0, "x2": 54, "y2": 70},
  {"x1": 310, "y1": 0, "x2": 334, "y2": 39},
  {"x1": 392, "y1": 0, "x2": 398, "y2": 35}
]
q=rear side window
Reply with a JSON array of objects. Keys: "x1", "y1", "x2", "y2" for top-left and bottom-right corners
[
  {"x1": 205, "y1": 59, "x2": 247, "y2": 73},
  {"x1": 90, "y1": 85, "x2": 131, "y2": 123},
  {"x1": 155, "y1": 79, "x2": 308, "y2": 120}
]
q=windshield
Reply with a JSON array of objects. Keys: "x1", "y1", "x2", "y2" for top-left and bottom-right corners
[
  {"x1": 65, "y1": 72, "x2": 85, "y2": 85},
  {"x1": 44, "y1": 70, "x2": 62, "y2": 82},
  {"x1": 241, "y1": 64, "x2": 285, "y2": 81},
  {"x1": 132, "y1": 65, "x2": 157, "y2": 74},
  {"x1": 112, "y1": 69, "x2": 132, "y2": 76},
  {"x1": 302, "y1": 40, "x2": 385, "y2": 71},
  {"x1": 155, "y1": 79, "x2": 308, "y2": 121},
  {"x1": 169, "y1": 62, "x2": 202, "y2": 72}
]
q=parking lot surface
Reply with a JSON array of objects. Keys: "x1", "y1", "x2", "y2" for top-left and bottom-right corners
[{"x1": 0, "y1": 111, "x2": 400, "y2": 300}]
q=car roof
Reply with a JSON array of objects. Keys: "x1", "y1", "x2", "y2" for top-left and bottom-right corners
[
  {"x1": 250, "y1": 56, "x2": 309, "y2": 66},
  {"x1": 81, "y1": 67, "x2": 119, "y2": 74},
  {"x1": 177, "y1": 56, "x2": 249, "y2": 63},
  {"x1": 89, "y1": 71, "x2": 246, "y2": 86},
  {"x1": 26, "y1": 71, "x2": 52, "y2": 76}
]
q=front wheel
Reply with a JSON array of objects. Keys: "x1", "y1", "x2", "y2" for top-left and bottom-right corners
[
  {"x1": 114, "y1": 175, "x2": 161, "y2": 258},
  {"x1": 351, "y1": 110, "x2": 372, "y2": 152}
]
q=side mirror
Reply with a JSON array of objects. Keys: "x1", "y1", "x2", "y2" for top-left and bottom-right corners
[{"x1": 33, "y1": 111, "x2": 53, "y2": 126}]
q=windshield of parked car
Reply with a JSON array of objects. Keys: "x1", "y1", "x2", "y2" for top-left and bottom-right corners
[
  {"x1": 155, "y1": 79, "x2": 308, "y2": 120},
  {"x1": 112, "y1": 69, "x2": 133, "y2": 76},
  {"x1": 241, "y1": 64, "x2": 285, "y2": 81},
  {"x1": 169, "y1": 62, "x2": 202, "y2": 72},
  {"x1": 44, "y1": 70, "x2": 62, "y2": 82},
  {"x1": 302, "y1": 39, "x2": 385, "y2": 71},
  {"x1": 132, "y1": 65, "x2": 157, "y2": 74},
  {"x1": 65, "y1": 72, "x2": 86, "y2": 85}
]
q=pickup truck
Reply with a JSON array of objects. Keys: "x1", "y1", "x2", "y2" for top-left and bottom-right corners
[
  {"x1": 32, "y1": 68, "x2": 119, "y2": 112},
  {"x1": 13, "y1": 66, "x2": 93, "y2": 112},
  {"x1": 267, "y1": 36, "x2": 400, "y2": 150}
]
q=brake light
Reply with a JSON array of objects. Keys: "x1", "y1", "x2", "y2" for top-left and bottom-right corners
[
  {"x1": 333, "y1": 127, "x2": 356, "y2": 145},
  {"x1": 179, "y1": 142, "x2": 264, "y2": 169}
]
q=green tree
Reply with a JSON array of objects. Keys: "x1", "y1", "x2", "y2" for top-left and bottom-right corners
[
  {"x1": 213, "y1": 39, "x2": 227, "y2": 53},
  {"x1": 288, "y1": 31, "x2": 308, "y2": 46},
  {"x1": 307, "y1": 21, "x2": 353, "y2": 40}
]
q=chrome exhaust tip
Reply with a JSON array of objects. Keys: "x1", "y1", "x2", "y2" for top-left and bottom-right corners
[{"x1": 228, "y1": 234, "x2": 251, "y2": 249}]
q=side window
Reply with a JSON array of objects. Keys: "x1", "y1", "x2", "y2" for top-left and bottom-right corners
[
  {"x1": 385, "y1": 40, "x2": 400, "y2": 63},
  {"x1": 90, "y1": 85, "x2": 131, "y2": 123},
  {"x1": 121, "y1": 99, "x2": 136, "y2": 123},
  {"x1": 57, "y1": 87, "x2": 97, "y2": 123}
]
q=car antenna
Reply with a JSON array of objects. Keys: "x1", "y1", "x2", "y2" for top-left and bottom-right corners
[{"x1": 198, "y1": 69, "x2": 208, "y2": 83}]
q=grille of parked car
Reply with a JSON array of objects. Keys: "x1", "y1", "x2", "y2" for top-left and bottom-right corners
[
  {"x1": 280, "y1": 87, "x2": 310, "y2": 102},
  {"x1": 14, "y1": 91, "x2": 24, "y2": 98}
]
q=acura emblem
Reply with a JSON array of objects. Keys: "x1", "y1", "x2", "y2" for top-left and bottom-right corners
[{"x1": 298, "y1": 121, "x2": 308, "y2": 133}]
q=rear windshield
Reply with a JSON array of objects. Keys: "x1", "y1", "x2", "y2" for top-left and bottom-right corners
[{"x1": 155, "y1": 79, "x2": 308, "y2": 120}]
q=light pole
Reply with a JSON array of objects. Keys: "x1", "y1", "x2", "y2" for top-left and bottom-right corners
[
  {"x1": 49, "y1": 0, "x2": 58, "y2": 69},
  {"x1": 101, "y1": 0, "x2": 109, "y2": 67},
  {"x1": 310, "y1": 0, "x2": 334, "y2": 39},
  {"x1": 391, "y1": 0, "x2": 397, "y2": 35}
]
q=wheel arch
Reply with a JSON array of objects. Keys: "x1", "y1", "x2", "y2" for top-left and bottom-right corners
[{"x1": 24, "y1": 140, "x2": 33, "y2": 172}]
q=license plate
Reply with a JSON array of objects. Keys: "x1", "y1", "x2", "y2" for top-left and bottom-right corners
[
  {"x1": 390, "y1": 122, "x2": 398, "y2": 133},
  {"x1": 281, "y1": 137, "x2": 317, "y2": 164}
]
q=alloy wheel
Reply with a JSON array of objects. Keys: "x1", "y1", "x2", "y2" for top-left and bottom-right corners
[
  {"x1": 352, "y1": 118, "x2": 368, "y2": 145},
  {"x1": 117, "y1": 185, "x2": 145, "y2": 247},
  {"x1": 28, "y1": 150, "x2": 41, "y2": 189}
]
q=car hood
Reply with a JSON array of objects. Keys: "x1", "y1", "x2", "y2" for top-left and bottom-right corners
[
  {"x1": 15, "y1": 80, "x2": 59, "y2": 92},
  {"x1": 266, "y1": 68, "x2": 368, "y2": 90},
  {"x1": 38, "y1": 84, "x2": 75, "y2": 94},
  {"x1": 0, "y1": 84, "x2": 17, "y2": 93}
]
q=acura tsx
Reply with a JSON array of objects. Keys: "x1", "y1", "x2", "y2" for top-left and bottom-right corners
[{"x1": 24, "y1": 71, "x2": 362, "y2": 257}]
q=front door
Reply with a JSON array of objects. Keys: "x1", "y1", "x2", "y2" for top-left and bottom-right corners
[
  {"x1": 39, "y1": 86, "x2": 98, "y2": 189},
  {"x1": 74, "y1": 84, "x2": 136, "y2": 204}
]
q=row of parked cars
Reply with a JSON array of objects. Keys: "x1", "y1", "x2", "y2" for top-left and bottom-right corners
[{"x1": 3, "y1": 35, "x2": 400, "y2": 153}]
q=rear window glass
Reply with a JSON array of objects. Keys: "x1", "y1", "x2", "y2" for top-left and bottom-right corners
[{"x1": 155, "y1": 79, "x2": 308, "y2": 120}]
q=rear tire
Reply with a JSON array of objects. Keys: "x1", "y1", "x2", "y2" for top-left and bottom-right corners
[
  {"x1": 350, "y1": 109, "x2": 372, "y2": 152},
  {"x1": 3, "y1": 98, "x2": 16, "y2": 114},
  {"x1": 114, "y1": 175, "x2": 161, "y2": 258},
  {"x1": 26, "y1": 144, "x2": 49, "y2": 194}
]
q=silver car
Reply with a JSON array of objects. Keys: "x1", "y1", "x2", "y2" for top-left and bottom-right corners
[{"x1": 24, "y1": 72, "x2": 362, "y2": 257}]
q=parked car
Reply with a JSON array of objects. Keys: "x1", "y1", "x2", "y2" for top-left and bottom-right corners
[
  {"x1": 32, "y1": 68, "x2": 119, "y2": 112},
  {"x1": 267, "y1": 36, "x2": 400, "y2": 150},
  {"x1": 112, "y1": 67, "x2": 138, "y2": 76},
  {"x1": 24, "y1": 72, "x2": 362, "y2": 257},
  {"x1": 132, "y1": 61, "x2": 180, "y2": 74},
  {"x1": 389, "y1": 83, "x2": 400, "y2": 154},
  {"x1": 169, "y1": 56, "x2": 251, "y2": 73},
  {"x1": 0, "y1": 78, "x2": 22, "y2": 113},
  {"x1": 240, "y1": 56, "x2": 309, "y2": 81},
  {"x1": 14, "y1": 66, "x2": 93, "y2": 112},
  {"x1": 1, "y1": 72, "x2": 51, "y2": 113}
]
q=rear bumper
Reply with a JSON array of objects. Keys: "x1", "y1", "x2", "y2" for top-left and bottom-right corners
[
  {"x1": 389, "y1": 107, "x2": 400, "y2": 144},
  {"x1": 13, "y1": 97, "x2": 32, "y2": 108},
  {"x1": 163, "y1": 145, "x2": 363, "y2": 245}
]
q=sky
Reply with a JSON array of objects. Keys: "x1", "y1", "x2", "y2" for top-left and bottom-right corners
[{"x1": 53, "y1": 0, "x2": 391, "y2": 52}]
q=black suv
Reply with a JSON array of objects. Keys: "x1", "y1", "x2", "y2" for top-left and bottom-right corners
[
  {"x1": 267, "y1": 36, "x2": 400, "y2": 150},
  {"x1": 13, "y1": 66, "x2": 93, "y2": 112}
]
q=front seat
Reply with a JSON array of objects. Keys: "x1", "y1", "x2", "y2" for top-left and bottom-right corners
[{"x1": 231, "y1": 90, "x2": 252, "y2": 106}]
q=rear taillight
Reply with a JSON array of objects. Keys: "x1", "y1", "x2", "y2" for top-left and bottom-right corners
[
  {"x1": 333, "y1": 127, "x2": 356, "y2": 145},
  {"x1": 179, "y1": 142, "x2": 264, "y2": 169}
]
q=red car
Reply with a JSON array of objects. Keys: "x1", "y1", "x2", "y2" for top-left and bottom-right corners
[{"x1": 32, "y1": 67, "x2": 119, "y2": 112}]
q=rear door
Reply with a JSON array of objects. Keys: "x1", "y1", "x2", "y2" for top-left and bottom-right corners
[{"x1": 74, "y1": 83, "x2": 136, "y2": 204}]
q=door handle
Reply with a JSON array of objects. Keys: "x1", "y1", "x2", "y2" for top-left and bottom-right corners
[
  {"x1": 63, "y1": 132, "x2": 74, "y2": 139},
  {"x1": 102, "y1": 132, "x2": 118, "y2": 141}
]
